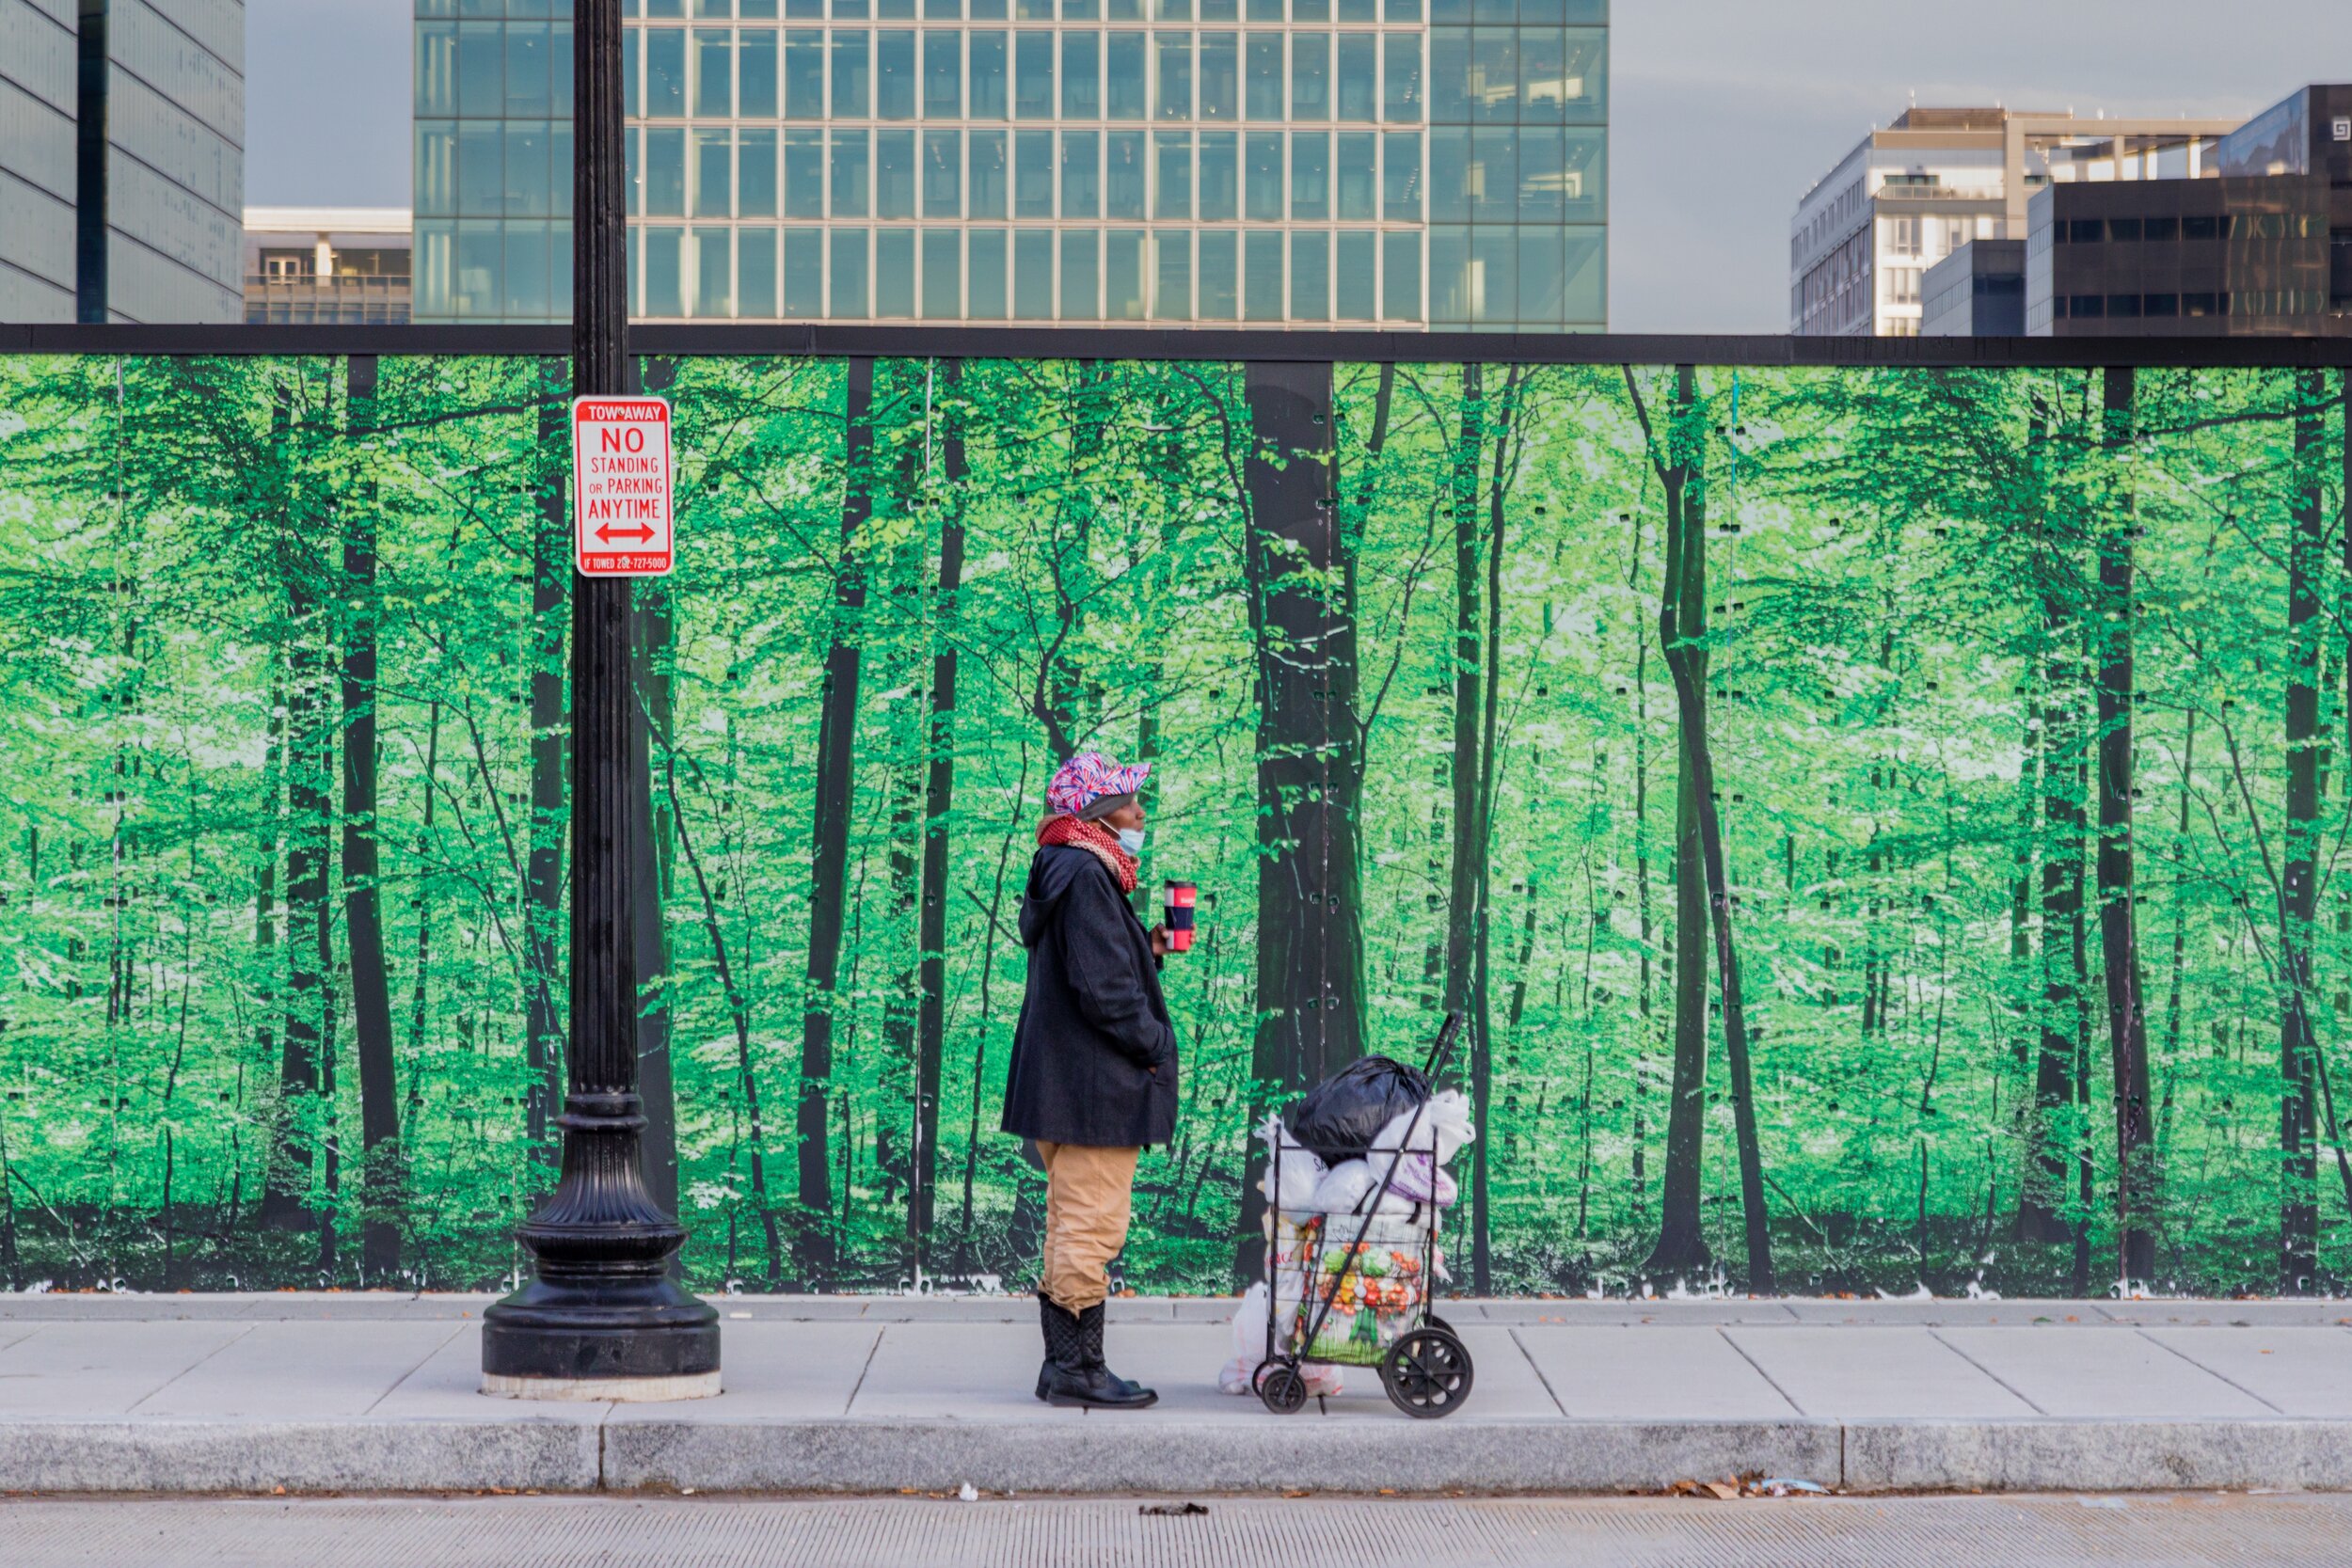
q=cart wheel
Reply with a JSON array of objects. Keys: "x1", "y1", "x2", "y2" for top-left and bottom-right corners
[
  {"x1": 1249, "y1": 1358, "x2": 1279, "y2": 1393},
  {"x1": 1424, "y1": 1313, "x2": 1454, "y2": 1337},
  {"x1": 1258, "y1": 1363, "x2": 1310, "y2": 1415},
  {"x1": 1381, "y1": 1328, "x2": 1473, "y2": 1418}
]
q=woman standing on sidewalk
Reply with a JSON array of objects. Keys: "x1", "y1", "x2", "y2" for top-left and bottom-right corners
[{"x1": 1002, "y1": 752, "x2": 1179, "y2": 1410}]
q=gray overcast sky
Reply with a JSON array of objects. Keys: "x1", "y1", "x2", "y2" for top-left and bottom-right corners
[{"x1": 246, "y1": 0, "x2": 2348, "y2": 332}]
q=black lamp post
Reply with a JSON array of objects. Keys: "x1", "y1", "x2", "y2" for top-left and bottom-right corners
[{"x1": 481, "y1": 0, "x2": 720, "y2": 1398}]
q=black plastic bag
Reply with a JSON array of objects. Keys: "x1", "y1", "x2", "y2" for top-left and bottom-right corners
[{"x1": 1280, "y1": 1055, "x2": 1432, "y2": 1165}]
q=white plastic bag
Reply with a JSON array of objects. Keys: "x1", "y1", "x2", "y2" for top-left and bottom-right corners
[
  {"x1": 1375, "y1": 1089, "x2": 1474, "y2": 1165},
  {"x1": 1255, "y1": 1115, "x2": 1328, "y2": 1212},
  {"x1": 1310, "y1": 1159, "x2": 1421, "y2": 1216},
  {"x1": 1219, "y1": 1283, "x2": 1343, "y2": 1396},
  {"x1": 1362, "y1": 1090, "x2": 1474, "y2": 1206}
]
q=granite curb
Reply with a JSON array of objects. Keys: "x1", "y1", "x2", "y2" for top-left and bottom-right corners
[
  {"x1": 599, "y1": 1417, "x2": 1840, "y2": 1494},
  {"x1": 12, "y1": 1415, "x2": 2352, "y2": 1495},
  {"x1": 1842, "y1": 1418, "x2": 2352, "y2": 1492},
  {"x1": 0, "y1": 1418, "x2": 604, "y2": 1493}
]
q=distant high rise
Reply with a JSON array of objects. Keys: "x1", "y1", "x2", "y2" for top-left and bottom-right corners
[
  {"x1": 1789, "y1": 105, "x2": 2236, "y2": 338},
  {"x1": 413, "y1": 0, "x2": 1609, "y2": 330},
  {"x1": 0, "y1": 0, "x2": 245, "y2": 324}
]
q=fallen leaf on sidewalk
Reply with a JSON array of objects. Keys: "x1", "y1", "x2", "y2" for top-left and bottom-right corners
[
  {"x1": 1139, "y1": 1501, "x2": 1209, "y2": 1516},
  {"x1": 1700, "y1": 1482, "x2": 1740, "y2": 1501},
  {"x1": 1282, "y1": 1490, "x2": 1311, "y2": 1498}
]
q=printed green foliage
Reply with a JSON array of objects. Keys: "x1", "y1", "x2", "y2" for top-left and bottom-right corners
[{"x1": 0, "y1": 355, "x2": 2344, "y2": 1299}]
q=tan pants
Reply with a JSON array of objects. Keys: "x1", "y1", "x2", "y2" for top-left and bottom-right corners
[{"x1": 1036, "y1": 1140, "x2": 1140, "y2": 1312}]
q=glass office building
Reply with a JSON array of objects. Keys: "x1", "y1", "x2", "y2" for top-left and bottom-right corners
[
  {"x1": 2, "y1": 0, "x2": 245, "y2": 324},
  {"x1": 413, "y1": 0, "x2": 1605, "y2": 329},
  {"x1": 414, "y1": 1, "x2": 576, "y2": 323}
]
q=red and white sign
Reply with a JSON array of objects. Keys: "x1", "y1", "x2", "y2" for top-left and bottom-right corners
[{"x1": 572, "y1": 395, "x2": 675, "y2": 578}]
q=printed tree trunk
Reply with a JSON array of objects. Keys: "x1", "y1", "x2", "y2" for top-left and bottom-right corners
[
  {"x1": 669, "y1": 754, "x2": 783, "y2": 1283},
  {"x1": 880, "y1": 369, "x2": 931, "y2": 1241},
  {"x1": 1237, "y1": 359, "x2": 1369, "y2": 1271},
  {"x1": 2092, "y1": 365, "x2": 2155, "y2": 1284},
  {"x1": 254, "y1": 675, "x2": 282, "y2": 1204},
  {"x1": 1625, "y1": 366, "x2": 1770, "y2": 1286},
  {"x1": 405, "y1": 700, "x2": 440, "y2": 1120},
  {"x1": 341, "y1": 356, "x2": 400, "y2": 1281},
  {"x1": 2280, "y1": 369, "x2": 2326, "y2": 1290},
  {"x1": 878, "y1": 364, "x2": 927, "y2": 1242},
  {"x1": 1623, "y1": 368, "x2": 1707, "y2": 1277},
  {"x1": 2071, "y1": 752, "x2": 2093, "y2": 1297},
  {"x1": 262, "y1": 387, "x2": 327, "y2": 1234},
  {"x1": 1632, "y1": 615, "x2": 1654, "y2": 1219},
  {"x1": 0, "y1": 1111, "x2": 17, "y2": 1289},
  {"x1": 913, "y1": 362, "x2": 967, "y2": 1269},
  {"x1": 2020, "y1": 390, "x2": 2080, "y2": 1246},
  {"x1": 524, "y1": 364, "x2": 568, "y2": 1166},
  {"x1": 632, "y1": 356, "x2": 683, "y2": 1224},
  {"x1": 1440, "y1": 363, "x2": 1488, "y2": 1151},
  {"x1": 798, "y1": 357, "x2": 875, "y2": 1283},
  {"x1": 1470, "y1": 366, "x2": 1527, "y2": 1293}
]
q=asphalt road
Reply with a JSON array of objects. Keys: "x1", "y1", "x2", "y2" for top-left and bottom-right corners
[{"x1": 3, "y1": 1492, "x2": 2341, "y2": 1567}]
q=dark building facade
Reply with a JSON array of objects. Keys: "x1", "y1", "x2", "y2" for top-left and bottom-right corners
[
  {"x1": 2026, "y1": 82, "x2": 2351, "y2": 337},
  {"x1": 1921, "y1": 236, "x2": 2023, "y2": 336}
]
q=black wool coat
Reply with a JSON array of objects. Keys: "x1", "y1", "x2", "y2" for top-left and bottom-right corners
[{"x1": 1000, "y1": 844, "x2": 1180, "y2": 1149}]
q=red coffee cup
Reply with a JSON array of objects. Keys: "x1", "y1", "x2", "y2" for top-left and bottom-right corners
[{"x1": 1165, "y1": 880, "x2": 1197, "y2": 953}]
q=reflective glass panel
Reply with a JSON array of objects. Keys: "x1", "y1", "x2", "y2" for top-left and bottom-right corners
[
  {"x1": 1062, "y1": 30, "x2": 1100, "y2": 118},
  {"x1": 1105, "y1": 31, "x2": 1147, "y2": 118}
]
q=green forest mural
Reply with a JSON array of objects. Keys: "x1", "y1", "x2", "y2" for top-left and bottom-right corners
[{"x1": 0, "y1": 352, "x2": 2346, "y2": 1300}]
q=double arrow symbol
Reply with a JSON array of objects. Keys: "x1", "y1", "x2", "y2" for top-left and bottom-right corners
[{"x1": 596, "y1": 524, "x2": 657, "y2": 544}]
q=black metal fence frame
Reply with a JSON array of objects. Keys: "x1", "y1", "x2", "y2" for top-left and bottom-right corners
[{"x1": 6, "y1": 324, "x2": 2351, "y2": 368}]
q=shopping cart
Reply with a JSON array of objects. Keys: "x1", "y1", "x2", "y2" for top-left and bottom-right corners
[{"x1": 1252, "y1": 1012, "x2": 1472, "y2": 1419}]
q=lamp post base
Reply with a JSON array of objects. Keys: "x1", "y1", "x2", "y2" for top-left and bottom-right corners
[
  {"x1": 481, "y1": 1370, "x2": 722, "y2": 1402},
  {"x1": 481, "y1": 1272, "x2": 721, "y2": 1387}
]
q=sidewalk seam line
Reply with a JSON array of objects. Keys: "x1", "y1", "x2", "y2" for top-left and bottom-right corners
[
  {"x1": 123, "y1": 1323, "x2": 255, "y2": 1415},
  {"x1": 1504, "y1": 1326, "x2": 1567, "y2": 1417},
  {"x1": 359, "y1": 1322, "x2": 467, "y2": 1417},
  {"x1": 2134, "y1": 1327, "x2": 2283, "y2": 1414},
  {"x1": 843, "y1": 1325, "x2": 885, "y2": 1417},
  {"x1": 1717, "y1": 1328, "x2": 1806, "y2": 1418},
  {"x1": 1927, "y1": 1329, "x2": 2046, "y2": 1416}
]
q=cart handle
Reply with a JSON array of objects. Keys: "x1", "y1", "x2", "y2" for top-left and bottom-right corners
[{"x1": 1421, "y1": 1010, "x2": 1462, "y2": 1080}]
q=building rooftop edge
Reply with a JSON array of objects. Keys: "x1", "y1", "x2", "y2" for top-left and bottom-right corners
[{"x1": 244, "y1": 208, "x2": 414, "y2": 233}]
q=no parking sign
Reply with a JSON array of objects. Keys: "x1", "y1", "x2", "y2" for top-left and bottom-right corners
[{"x1": 572, "y1": 396, "x2": 674, "y2": 578}]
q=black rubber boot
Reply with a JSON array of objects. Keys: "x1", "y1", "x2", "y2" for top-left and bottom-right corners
[
  {"x1": 1079, "y1": 1300, "x2": 1158, "y2": 1406},
  {"x1": 1039, "y1": 1298, "x2": 1157, "y2": 1409},
  {"x1": 1034, "y1": 1292, "x2": 1058, "y2": 1402}
]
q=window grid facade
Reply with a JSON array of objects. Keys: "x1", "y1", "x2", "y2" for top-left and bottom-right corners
[
  {"x1": 413, "y1": 0, "x2": 1605, "y2": 329},
  {"x1": 414, "y1": 0, "x2": 578, "y2": 324}
]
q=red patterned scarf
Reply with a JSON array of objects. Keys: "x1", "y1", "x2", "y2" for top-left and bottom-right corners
[{"x1": 1038, "y1": 814, "x2": 1138, "y2": 894}]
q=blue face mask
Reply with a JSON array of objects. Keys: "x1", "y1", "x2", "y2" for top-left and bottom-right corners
[{"x1": 1115, "y1": 826, "x2": 1146, "y2": 856}]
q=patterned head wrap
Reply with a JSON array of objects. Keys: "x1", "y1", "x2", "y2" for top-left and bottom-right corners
[{"x1": 1046, "y1": 751, "x2": 1152, "y2": 820}]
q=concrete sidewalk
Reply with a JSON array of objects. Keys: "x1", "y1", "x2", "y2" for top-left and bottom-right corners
[{"x1": 5, "y1": 1293, "x2": 2352, "y2": 1496}]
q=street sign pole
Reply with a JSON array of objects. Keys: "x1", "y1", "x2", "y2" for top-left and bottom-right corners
[{"x1": 483, "y1": 0, "x2": 719, "y2": 1399}]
